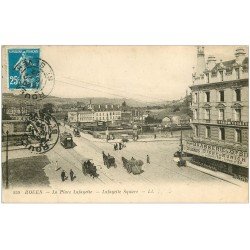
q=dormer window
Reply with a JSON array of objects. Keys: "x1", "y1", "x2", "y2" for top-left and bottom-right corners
[
  {"x1": 235, "y1": 68, "x2": 240, "y2": 79},
  {"x1": 206, "y1": 73, "x2": 209, "y2": 83},
  {"x1": 219, "y1": 71, "x2": 223, "y2": 81}
]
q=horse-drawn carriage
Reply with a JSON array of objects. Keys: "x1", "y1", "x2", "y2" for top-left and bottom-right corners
[
  {"x1": 121, "y1": 157, "x2": 144, "y2": 175},
  {"x1": 102, "y1": 152, "x2": 117, "y2": 168},
  {"x1": 81, "y1": 158, "x2": 99, "y2": 178}
]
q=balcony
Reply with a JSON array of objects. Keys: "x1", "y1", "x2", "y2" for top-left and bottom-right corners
[
  {"x1": 185, "y1": 136, "x2": 248, "y2": 151},
  {"x1": 217, "y1": 120, "x2": 248, "y2": 127},
  {"x1": 191, "y1": 119, "x2": 248, "y2": 127}
]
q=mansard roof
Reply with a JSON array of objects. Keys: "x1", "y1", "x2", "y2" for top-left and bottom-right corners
[{"x1": 211, "y1": 57, "x2": 248, "y2": 72}]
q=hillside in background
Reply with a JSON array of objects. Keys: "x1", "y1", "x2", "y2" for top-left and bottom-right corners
[
  {"x1": 2, "y1": 93, "x2": 191, "y2": 119},
  {"x1": 148, "y1": 94, "x2": 192, "y2": 119},
  {"x1": 2, "y1": 93, "x2": 171, "y2": 107}
]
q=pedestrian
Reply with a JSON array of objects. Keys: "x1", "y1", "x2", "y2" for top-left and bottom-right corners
[
  {"x1": 61, "y1": 170, "x2": 66, "y2": 181},
  {"x1": 147, "y1": 155, "x2": 150, "y2": 164},
  {"x1": 154, "y1": 134, "x2": 156, "y2": 139},
  {"x1": 114, "y1": 143, "x2": 116, "y2": 151},
  {"x1": 70, "y1": 169, "x2": 75, "y2": 181},
  {"x1": 119, "y1": 142, "x2": 122, "y2": 150}
]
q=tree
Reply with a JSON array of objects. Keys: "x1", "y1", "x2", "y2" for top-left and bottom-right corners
[
  {"x1": 42, "y1": 103, "x2": 54, "y2": 114},
  {"x1": 122, "y1": 101, "x2": 127, "y2": 107},
  {"x1": 145, "y1": 116, "x2": 162, "y2": 124}
]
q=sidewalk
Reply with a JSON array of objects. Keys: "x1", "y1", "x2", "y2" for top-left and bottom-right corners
[
  {"x1": 80, "y1": 133, "x2": 179, "y2": 143},
  {"x1": 65, "y1": 125, "x2": 179, "y2": 143},
  {"x1": 187, "y1": 161, "x2": 248, "y2": 188}
]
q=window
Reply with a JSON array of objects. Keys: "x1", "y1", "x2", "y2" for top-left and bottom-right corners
[
  {"x1": 194, "y1": 109, "x2": 198, "y2": 119},
  {"x1": 206, "y1": 73, "x2": 209, "y2": 83},
  {"x1": 235, "y1": 68, "x2": 240, "y2": 79},
  {"x1": 205, "y1": 91, "x2": 210, "y2": 102},
  {"x1": 194, "y1": 93, "x2": 198, "y2": 103},
  {"x1": 205, "y1": 109, "x2": 210, "y2": 120},
  {"x1": 206, "y1": 126, "x2": 211, "y2": 138},
  {"x1": 219, "y1": 71, "x2": 224, "y2": 81},
  {"x1": 219, "y1": 109, "x2": 225, "y2": 120},
  {"x1": 235, "y1": 89, "x2": 241, "y2": 101},
  {"x1": 194, "y1": 125, "x2": 199, "y2": 137},
  {"x1": 219, "y1": 128, "x2": 225, "y2": 140},
  {"x1": 235, "y1": 109, "x2": 241, "y2": 121},
  {"x1": 235, "y1": 129, "x2": 242, "y2": 143},
  {"x1": 219, "y1": 90, "x2": 224, "y2": 102}
]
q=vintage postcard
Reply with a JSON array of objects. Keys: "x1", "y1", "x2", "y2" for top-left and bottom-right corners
[{"x1": 1, "y1": 45, "x2": 249, "y2": 203}]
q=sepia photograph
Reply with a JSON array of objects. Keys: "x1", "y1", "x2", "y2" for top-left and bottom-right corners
[{"x1": 1, "y1": 45, "x2": 249, "y2": 203}]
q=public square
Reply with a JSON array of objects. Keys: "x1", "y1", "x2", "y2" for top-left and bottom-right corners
[{"x1": 2, "y1": 125, "x2": 248, "y2": 202}]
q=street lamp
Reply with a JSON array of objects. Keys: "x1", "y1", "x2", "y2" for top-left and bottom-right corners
[{"x1": 5, "y1": 130, "x2": 9, "y2": 189}]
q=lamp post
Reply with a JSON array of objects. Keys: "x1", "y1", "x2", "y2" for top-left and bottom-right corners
[
  {"x1": 106, "y1": 113, "x2": 109, "y2": 142},
  {"x1": 5, "y1": 130, "x2": 9, "y2": 189}
]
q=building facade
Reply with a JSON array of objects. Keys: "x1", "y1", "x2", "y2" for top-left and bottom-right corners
[
  {"x1": 185, "y1": 46, "x2": 248, "y2": 179},
  {"x1": 68, "y1": 110, "x2": 122, "y2": 124}
]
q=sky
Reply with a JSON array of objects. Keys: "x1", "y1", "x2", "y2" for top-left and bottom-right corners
[{"x1": 40, "y1": 45, "x2": 248, "y2": 102}]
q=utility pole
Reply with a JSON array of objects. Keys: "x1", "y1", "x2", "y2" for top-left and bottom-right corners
[
  {"x1": 106, "y1": 112, "x2": 109, "y2": 142},
  {"x1": 180, "y1": 123, "x2": 183, "y2": 155},
  {"x1": 5, "y1": 130, "x2": 9, "y2": 189}
]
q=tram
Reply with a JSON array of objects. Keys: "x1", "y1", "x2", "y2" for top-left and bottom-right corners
[{"x1": 60, "y1": 132, "x2": 74, "y2": 149}]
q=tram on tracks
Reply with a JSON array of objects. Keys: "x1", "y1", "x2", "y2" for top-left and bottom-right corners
[{"x1": 60, "y1": 132, "x2": 74, "y2": 149}]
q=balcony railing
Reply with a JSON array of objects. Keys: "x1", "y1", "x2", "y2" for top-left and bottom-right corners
[
  {"x1": 217, "y1": 120, "x2": 248, "y2": 126},
  {"x1": 191, "y1": 119, "x2": 248, "y2": 127}
]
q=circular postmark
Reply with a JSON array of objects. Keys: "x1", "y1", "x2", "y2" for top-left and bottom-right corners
[
  {"x1": 16, "y1": 58, "x2": 55, "y2": 101},
  {"x1": 21, "y1": 110, "x2": 60, "y2": 154}
]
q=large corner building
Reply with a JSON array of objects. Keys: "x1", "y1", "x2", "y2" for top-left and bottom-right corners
[{"x1": 185, "y1": 46, "x2": 248, "y2": 179}]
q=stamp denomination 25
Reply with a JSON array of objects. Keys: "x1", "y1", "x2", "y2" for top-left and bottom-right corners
[{"x1": 8, "y1": 48, "x2": 55, "y2": 100}]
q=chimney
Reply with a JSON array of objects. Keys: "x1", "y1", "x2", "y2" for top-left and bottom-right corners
[
  {"x1": 207, "y1": 55, "x2": 216, "y2": 70},
  {"x1": 196, "y1": 46, "x2": 206, "y2": 75},
  {"x1": 235, "y1": 47, "x2": 246, "y2": 64}
]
